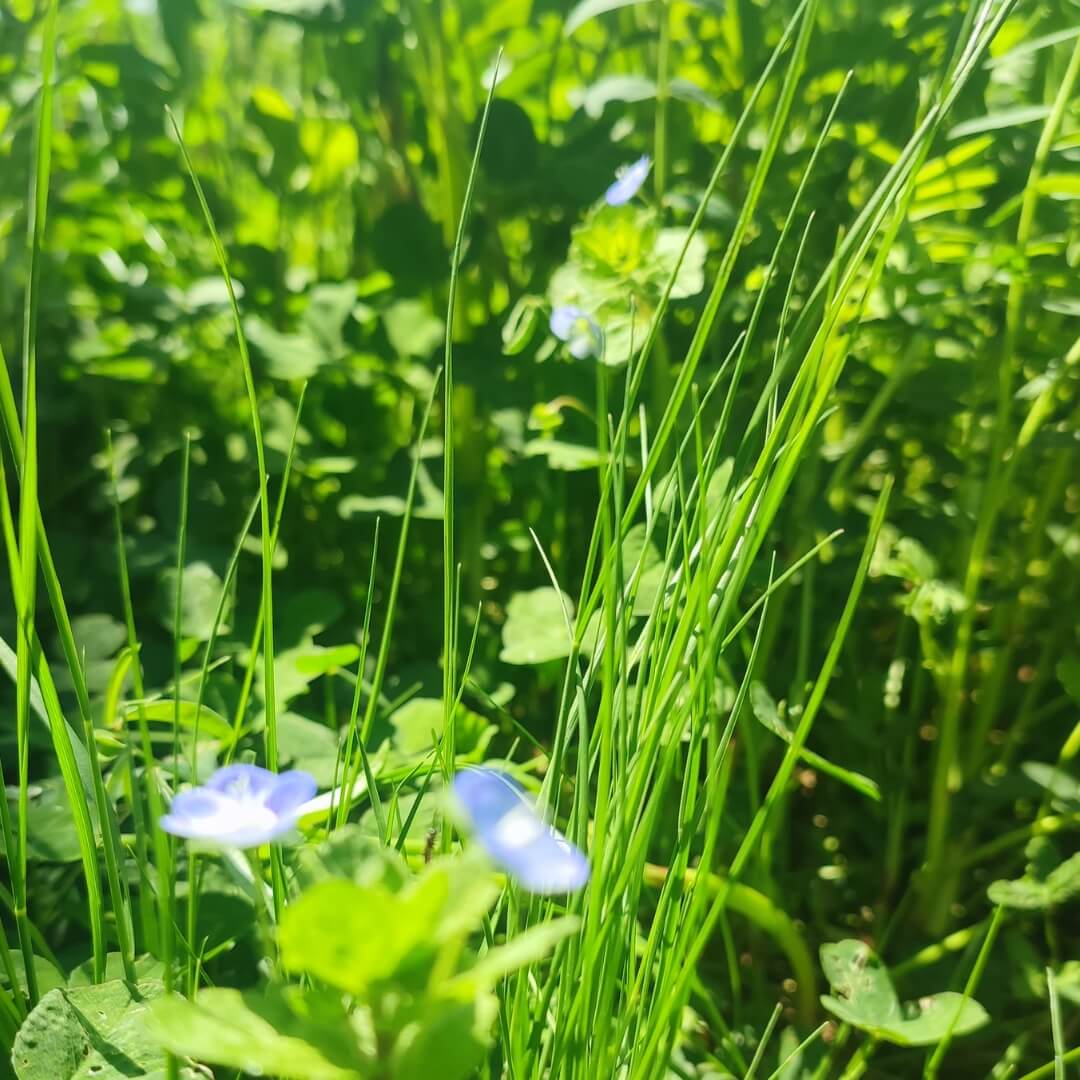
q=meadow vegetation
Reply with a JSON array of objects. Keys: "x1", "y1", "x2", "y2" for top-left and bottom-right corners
[{"x1": 0, "y1": 0, "x2": 1078, "y2": 1076}]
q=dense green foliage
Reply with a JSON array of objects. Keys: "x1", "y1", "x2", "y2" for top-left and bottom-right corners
[{"x1": 0, "y1": 0, "x2": 1078, "y2": 1076}]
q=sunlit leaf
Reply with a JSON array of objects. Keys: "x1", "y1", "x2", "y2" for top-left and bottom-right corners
[
  {"x1": 14, "y1": 981, "x2": 188, "y2": 1080},
  {"x1": 500, "y1": 587, "x2": 574, "y2": 665},
  {"x1": 150, "y1": 985, "x2": 362, "y2": 1080}
]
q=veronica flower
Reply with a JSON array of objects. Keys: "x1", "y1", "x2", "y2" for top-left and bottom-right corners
[
  {"x1": 550, "y1": 305, "x2": 604, "y2": 360},
  {"x1": 160, "y1": 764, "x2": 317, "y2": 849},
  {"x1": 452, "y1": 767, "x2": 589, "y2": 895},
  {"x1": 605, "y1": 155, "x2": 651, "y2": 206}
]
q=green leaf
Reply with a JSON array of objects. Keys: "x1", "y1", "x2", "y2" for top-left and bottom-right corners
[
  {"x1": 300, "y1": 119, "x2": 359, "y2": 193},
  {"x1": 1021, "y1": 761, "x2": 1080, "y2": 809},
  {"x1": 1054, "y1": 961, "x2": 1080, "y2": 1006},
  {"x1": 425, "y1": 856, "x2": 500, "y2": 943},
  {"x1": 819, "y1": 941, "x2": 989, "y2": 1046},
  {"x1": 293, "y1": 643, "x2": 362, "y2": 676},
  {"x1": 390, "y1": 993, "x2": 497, "y2": 1080},
  {"x1": 749, "y1": 684, "x2": 880, "y2": 801},
  {"x1": 157, "y1": 561, "x2": 228, "y2": 641},
  {"x1": 652, "y1": 228, "x2": 708, "y2": 298},
  {"x1": 564, "y1": 0, "x2": 650, "y2": 36},
  {"x1": 948, "y1": 105, "x2": 1052, "y2": 139},
  {"x1": 69, "y1": 613, "x2": 128, "y2": 662},
  {"x1": 276, "y1": 711, "x2": 340, "y2": 758},
  {"x1": 1, "y1": 954, "x2": 65, "y2": 999},
  {"x1": 300, "y1": 282, "x2": 358, "y2": 358},
  {"x1": 269, "y1": 638, "x2": 367, "y2": 711},
  {"x1": 502, "y1": 295, "x2": 542, "y2": 355},
  {"x1": 880, "y1": 993, "x2": 990, "y2": 1047},
  {"x1": 572, "y1": 75, "x2": 656, "y2": 119},
  {"x1": 455, "y1": 917, "x2": 580, "y2": 990},
  {"x1": 281, "y1": 588, "x2": 346, "y2": 640},
  {"x1": 67, "y1": 952, "x2": 163, "y2": 987},
  {"x1": 1036, "y1": 173, "x2": 1080, "y2": 200},
  {"x1": 150, "y1": 985, "x2": 364, "y2": 1080},
  {"x1": 289, "y1": 820, "x2": 406, "y2": 889},
  {"x1": 988, "y1": 840, "x2": 1080, "y2": 911},
  {"x1": 988, "y1": 879, "x2": 1050, "y2": 911},
  {"x1": 26, "y1": 776, "x2": 100, "y2": 863},
  {"x1": 914, "y1": 166, "x2": 997, "y2": 203},
  {"x1": 275, "y1": 711, "x2": 342, "y2": 785},
  {"x1": 389, "y1": 697, "x2": 494, "y2": 757},
  {"x1": 750, "y1": 681, "x2": 788, "y2": 738},
  {"x1": 291, "y1": 824, "x2": 410, "y2": 893},
  {"x1": 0, "y1": 633, "x2": 48, "y2": 725},
  {"x1": 819, "y1": 940, "x2": 900, "y2": 1026},
  {"x1": 278, "y1": 875, "x2": 447, "y2": 994},
  {"x1": 122, "y1": 700, "x2": 234, "y2": 742},
  {"x1": 1056, "y1": 656, "x2": 1080, "y2": 703},
  {"x1": 245, "y1": 316, "x2": 328, "y2": 381},
  {"x1": 523, "y1": 439, "x2": 607, "y2": 471},
  {"x1": 669, "y1": 77, "x2": 723, "y2": 113},
  {"x1": 383, "y1": 299, "x2": 445, "y2": 358},
  {"x1": 1045, "y1": 852, "x2": 1080, "y2": 904},
  {"x1": 621, "y1": 523, "x2": 667, "y2": 615},
  {"x1": 232, "y1": 0, "x2": 344, "y2": 20},
  {"x1": 499, "y1": 587, "x2": 574, "y2": 665},
  {"x1": 13, "y1": 980, "x2": 186, "y2": 1080}
]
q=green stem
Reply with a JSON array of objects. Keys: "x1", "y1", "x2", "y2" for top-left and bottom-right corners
[
  {"x1": 838, "y1": 1038, "x2": 878, "y2": 1080},
  {"x1": 440, "y1": 54, "x2": 498, "y2": 851},
  {"x1": 1016, "y1": 1046, "x2": 1080, "y2": 1080},
  {"x1": 924, "y1": 904, "x2": 1006, "y2": 1078},
  {"x1": 106, "y1": 435, "x2": 175, "y2": 988},
  {"x1": 654, "y1": 0, "x2": 670, "y2": 201},
  {"x1": 925, "y1": 34, "x2": 1080, "y2": 910},
  {"x1": 166, "y1": 109, "x2": 280, "y2": 776},
  {"x1": 172, "y1": 434, "x2": 192, "y2": 770}
]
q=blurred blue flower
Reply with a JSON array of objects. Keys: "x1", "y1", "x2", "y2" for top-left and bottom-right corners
[
  {"x1": 160, "y1": 764, "x2": 317, "y2": 849},
  {"x1": 452, "y1": 767, "x2": 590, "y2": 895},
  {"x1": 605, "y1": 155, "x2": 651, "y2": 206},
  {"x1": 550, "y1": 305, "x2": 604, "y2": 359}
]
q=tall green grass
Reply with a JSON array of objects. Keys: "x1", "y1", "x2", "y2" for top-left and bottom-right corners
[{"x1": 2, "y1": 0, "x2": 1076, "y2": 1076}]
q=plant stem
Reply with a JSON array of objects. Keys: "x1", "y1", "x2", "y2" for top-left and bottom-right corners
[{"x1": 925, "y1": 34, "x2": 1080, "y2": 916}]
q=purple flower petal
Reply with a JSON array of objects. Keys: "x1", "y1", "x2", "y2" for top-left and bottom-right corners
[
  {"x1": 165, "y1": 789, "x2": 230, "y2": 822},
  {"x1": 265, "y1": 770, "x2": 319, "y2": 815},
  {"x1": 454, "y1": 767, "x2": 525, "y2": 826},
  {"x1": 568, "y1": 334, "x2": 596, "y2": 360},
  {"x1": 453, "y1": 768, "x2": 590, "y2": 895},
  {"x1": 205, "y1": 763, "x2": 278, "y2": 800},
  {"x1": 550, "y1": 305, "x2": 603, "y2": 360},
  {"x1": 550, "y1": 305, "x2": 587, "y2": 341},
  {"x1": 161, "y1": 764, "x2": 319, "y2": 850},
  {"x1": 604, "y1": 155, "x2": 651, "y2": 206}
]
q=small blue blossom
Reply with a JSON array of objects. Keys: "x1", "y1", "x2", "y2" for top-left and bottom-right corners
[
  {"x1": 550, "y1": 305, "x2": 604, "y2": 360},
  {"x1": 605, "y1": 155, "x2": 651, "y2": 206},
  {"x1": 160, "y1": 764, "x2": 317, "y2": 849},
  {"x1": 452, "y1": 767, "x2": 590, "y2": 895}
]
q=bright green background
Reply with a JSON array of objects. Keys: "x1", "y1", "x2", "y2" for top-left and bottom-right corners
[{"x1": 0, "y1": 0, "x2": 1078, "y2": 1076}]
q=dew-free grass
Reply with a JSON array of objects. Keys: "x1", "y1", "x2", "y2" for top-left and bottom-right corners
[{"x1": 1, "y1": 0, "x2": 1078, "y2": 1077}]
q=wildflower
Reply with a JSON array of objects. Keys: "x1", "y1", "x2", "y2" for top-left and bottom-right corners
[
  {"x1": 452, "y1": 767, "x2": 590, "y2": 895},
  {"x1": 550, "y1": 305, "x2": 604, "y2": 359},
  {"x1": 160, "y1": 764, "x2": 317, "y2": 849},
  {"x1": 604, "y1": 155, "x2": 651, "y2": 206}
]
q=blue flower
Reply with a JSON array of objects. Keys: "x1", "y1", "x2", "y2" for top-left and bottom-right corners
[
  {"x1": 160, "y1": 764, "x2": 317, "y2": 849},
  {"x1": 604, "y1": 155, "x2": 651, "y2": 206},
  {"x1": 452, "y1": 767, "x2": 590, "y2": 895},
  {"x1": 550, "y1": 305, "x2": 604, "y2": 360}
]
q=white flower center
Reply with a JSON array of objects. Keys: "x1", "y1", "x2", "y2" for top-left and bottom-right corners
[
  {"x1": 491, "y1": 804, "x2": 546, "y2": 850},
  {"x1": 183, "y1": 793, "x2": 279, "y2": 843}
]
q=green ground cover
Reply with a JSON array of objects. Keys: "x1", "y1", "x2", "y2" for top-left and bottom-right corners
[{"x1": 0, "y1": 0, "x2": 1078, "y2": 1075}]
